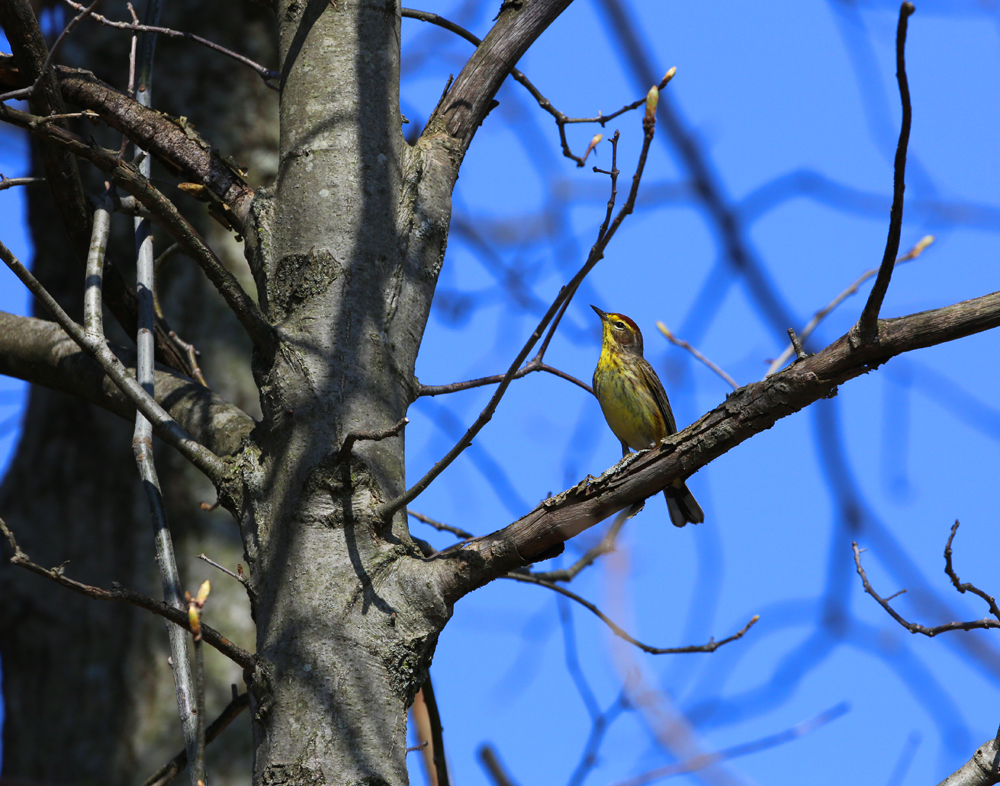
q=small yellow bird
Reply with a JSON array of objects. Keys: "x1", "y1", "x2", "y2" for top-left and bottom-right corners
[{"x1": 591, "y1": 305, "x2": 704, "y2": 528}]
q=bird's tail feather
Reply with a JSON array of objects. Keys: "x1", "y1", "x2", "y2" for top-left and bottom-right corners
[{"x1": 664, "y1": 481, "x2": 704, "y2": 528}]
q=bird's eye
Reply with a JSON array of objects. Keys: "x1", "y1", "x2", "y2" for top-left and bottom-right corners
[{"x1": 614, "y1": 321, "x2": 626, "y2": 330}]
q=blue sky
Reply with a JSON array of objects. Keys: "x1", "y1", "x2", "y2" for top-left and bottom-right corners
[{"x1": 3, "y1": 1, "x2": 1000, "y2": 784}]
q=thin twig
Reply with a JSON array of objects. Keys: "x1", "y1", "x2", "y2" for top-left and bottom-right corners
[
  {"x1": 656, "y1": 322, "x2": 738, "y2": 390},
  {"x1": 336, "y1": 417, "x2": 408, "y2": 465},
  {"x1": 139, "y1": 692, "x2": 250, "y2": 786},
  {"x1": 853, "y1": 541, "x2": 1000, "y2": 636},
  {"x1": 608, "y1": 703, "x2": 850, "y2": 786},
  {"x1": 0, "y1": 0, "x2": 102, "y2": 102},
  {"x1": 198, "y1": 553, "x2": 247, "y2": 585},
  {"x1": 401, "y1": 7, "x2": 673, "y2": 166},
  {"x1": 0, "y1": 238, "x2": 228, "y2": 481},
  {"x1": 530, "y1": 505, "x2": 632, "y2": 582},
  {"x1": 60, "y1": 0, "x2": 279, "y2": 87},
  {"x1": 417, "y1": 360, "x2": 591, "y2": 398},
  {"x1": 851, "y1": 2, "x2": 916, "y2": 346},
  {"x1": 944, "y1": 521, "x2": 1000, "y2": 621},
  {"x1": 787, "y1": 328, "x2": 806, "y2": 361},
  {"x1": 0, "y1": 175, "x2": 45, "y2": 191},
  {"x1": 0, "y1": 516, "x2": 253, "y2": 669},
  {"x1": 407, "y1": 510, "x2": 475, "y2": 540},
  {"x1": 168, "y1": 330, "x2": 208, "y2": 387},
  {"x1": 504, "y1": 571, "x2": 759, "y2": 655},
  {"x1": 765, "y1": 235, "x2": 933, "y2": 377},
  {"x1": 384, "y1": 119, "x2": 659, "y2": 518},
  {"x1": 478, "y1": 744, "x2": 519, "y2": 786}
]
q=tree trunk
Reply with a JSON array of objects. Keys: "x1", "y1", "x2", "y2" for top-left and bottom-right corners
[{"x1": 242, "y1": 1, "x2": 450, "y2": 781}]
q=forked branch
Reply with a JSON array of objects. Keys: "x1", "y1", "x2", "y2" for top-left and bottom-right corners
[{"x1": 853, "y1": 522, "x2": 1000, "y2": 637}]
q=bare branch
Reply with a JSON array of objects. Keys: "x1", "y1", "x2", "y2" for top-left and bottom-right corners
[
  {"x1": 478, "y1": 744, "x2": 519, "y2": 786},
  {"x1": 0, "y1": 175, "x2": 45, "y2": 190},
  {"x1": 656, "y1": 322, "x2": 738, "y2": 390},
  {"x1": 851, "y1": 2, "x2": 916, "y2": 346},
  {"x1": 609, "y1": 703, "x2": 850, "y2": 786},
  {"x1": 407, "y1": 510, "x2": 475, "y2": 540},
  {"x1": 83, "y1": 187, "x2": 113, "y2": 340},
  {"x1": 402, "y1": 7, "x2": 673, "y2": 165},
  {"x1": 935, "y1": 736, "x2": 1000, "y2": 786},
  {"x1": 199, "y1": 553, "x2": 248, "y2": 585},
  {"x1": 386, "y1": 124, "x2": 658, "y2": 519},
  {"x1": 766, "y1": 235, "x2": 935, "y2": 377},
  {"x1": 853, "y1": 541, "x2": 1000, "y2": 637},
  {"x1": 945, "y1": 521, "x2": 1000, "y2": 621},
  {"x1": 60, "y1": 0, "x2": 278, "y2": 86},
  {"x1": 417, "y1": 359, "x2": 592, "y2": 398},
  {"x1": 0, "y1": 517, "x2": 254, "y2": 670},
  {"x1": 787, "y1": 327, "x2": 807, "y2": 361},
  {"x1": 505, "y1": 570, "x2": 760, "y2": 655}
]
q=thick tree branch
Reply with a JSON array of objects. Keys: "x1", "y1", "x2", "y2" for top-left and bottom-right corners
[
  {"x1": 0, "y1": 312, "x2": 254, "y2": 456},
  {"x1": 0, "y1": 56, "x2": 256, "y2": 233},
  {"x1": 429, "y1": 289, "x2": 1000, "y2": 601},
  {"x1": 421, "y1": 0, "x2": 574, "y2": 160},
  {"x1": 851, "y1": 2, "x2": 915, "y2": 346}
]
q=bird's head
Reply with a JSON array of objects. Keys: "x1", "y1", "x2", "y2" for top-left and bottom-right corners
[{"x1": 591, "y1": 305, "x2": 644, "y2": 355}]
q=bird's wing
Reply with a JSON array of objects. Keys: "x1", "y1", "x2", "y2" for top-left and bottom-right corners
[{"x1": 639, "y1": 358, "x2": 678, "y2": 435}]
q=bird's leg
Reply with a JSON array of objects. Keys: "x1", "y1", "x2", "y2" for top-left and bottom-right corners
[{"x1": 612, "y1": 446, "x2": 646, "y2": 472}]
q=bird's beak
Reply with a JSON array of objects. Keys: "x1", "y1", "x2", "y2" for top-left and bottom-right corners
[{"x1": 590, "y1": 304, "x2": 607, "y2": 321}]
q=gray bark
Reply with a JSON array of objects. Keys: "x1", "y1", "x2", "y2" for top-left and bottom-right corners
[{"x1": 938, "y1": 738, "x2": 1000, "y2": 786}]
